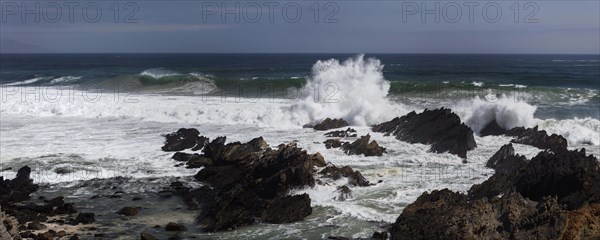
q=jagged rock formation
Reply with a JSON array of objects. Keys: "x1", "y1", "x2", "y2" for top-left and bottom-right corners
[{"x1": 372, "y1": 108, "x2": 476, "y2": 158}]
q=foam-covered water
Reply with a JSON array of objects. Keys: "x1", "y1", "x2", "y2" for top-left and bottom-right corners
[{"x1": 1, "y1": 54, "x2": 598, "y2": 238}]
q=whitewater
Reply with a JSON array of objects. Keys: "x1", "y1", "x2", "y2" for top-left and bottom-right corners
[{"x1": 1, "y1": 55, "x2": 599, "y2": 239}]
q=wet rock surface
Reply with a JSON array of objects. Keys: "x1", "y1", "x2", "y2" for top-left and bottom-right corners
[
  {"x1": 506, "y1": 126, "x2": 568, "y2": 152},
  {"x1": 323, "y1": 135, "x2": 386, "y2": 157},
  {"x1": 390, "y1": 148, "x2": 600, "y2": 240},
  {"x1": 341, "y1": 134, "x2": 386, "y2": 157},
  {"x1": 0, "y1": 166, "x2": 39, "y2": 205},
  {"x1": 161, "y1": 128, "x2": 209, "y2": 152},
  {"x1": 319, "y1": 165, "x2": 372, "y2": 187},
  {"x1": 372, "y1": 108, "x2": 476, "y2": 158},
  {"x1": 312, "y1": 118, "x2": 349, "y2": 131}
]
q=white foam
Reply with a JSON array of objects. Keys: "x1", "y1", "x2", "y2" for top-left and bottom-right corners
[
  {"x1": 455, "y1": 94, "x2": 537, "y2": 134},
  {"x1": 471, "y1": 81, "x2": 484, "y2": 87},
  {"x1": 139, "y1": 68, "x2": 179, "y2": 79},
  {"x1": 538, "y1": 117, "x2": 600, "y2": 146},
  {"x1": 49, "y1": 76, "x2": 82, "y2": 84},
  {"x1": 291, "y1": 54, "x2": 405, "y2": 126},
  {"x1": 3, "y1": 77, "x2": 49, "y2": 86}
]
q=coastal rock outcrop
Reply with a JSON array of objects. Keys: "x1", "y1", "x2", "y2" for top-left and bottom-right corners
[
  {"x1": 162, "y1": 135, "x2": 324, "y2": 232},
  {"x1": 319, "y1": 165, "x2": 372, "y2": 187},
  {"x1": 506, "y1": 126, "x2": 568, "y2": 152},
  {"x1": 372, "y1": 108, "x2": 476, "y2": 158},
  {"x1": 323, "y1": 135, "x2": 386, "y2": 157},
  {"x1": 341, "y1": 135, "x2": 386, "y2": 157},
  {"x1": 312, "y1": 118, "x2": 349, "y2": 131},
  {"x1": 161, "y1": 128, "x2": 209, "y2": 152},
  {"x1": 0, "y1": 166, "x2": 39, "y2": 205},
  {"x1": 390, "y1": 148, "x2": 600, "y2": 240}
]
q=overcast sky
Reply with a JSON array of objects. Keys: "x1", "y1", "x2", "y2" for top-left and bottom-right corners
[{"x1": 1, "y1": 1, "x2": 599, "y2": 53}]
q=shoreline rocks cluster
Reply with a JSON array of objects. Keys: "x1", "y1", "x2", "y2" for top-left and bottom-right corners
[
  {"x1": 2, "y1": 108, "x2": 598, "y2": 239},
  {"x1": 1, "y1": 166, "x2": 94, "y2": 240},
  {"x1": 161, "y1": 130, "x2": 326, "y2": 232}
]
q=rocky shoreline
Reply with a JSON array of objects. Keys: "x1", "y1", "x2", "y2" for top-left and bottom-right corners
[{"x1": 1, "y1": 108, "x2": 599, "y2": 239}]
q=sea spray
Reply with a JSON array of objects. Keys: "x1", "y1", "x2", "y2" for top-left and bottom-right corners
[
  {"x1": 291, "y1": 54, "x2": 403, "y2": 126},
  {"x1": 455, "y1": 94, "x2": 537, "y2": 134}
]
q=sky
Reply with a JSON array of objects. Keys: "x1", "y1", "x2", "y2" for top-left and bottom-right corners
[{"x1": 0, "y1": 0, "x2": 599, "y2": 54}]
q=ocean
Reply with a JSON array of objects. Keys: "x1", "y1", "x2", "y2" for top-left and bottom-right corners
[{"x1": 1, "y1": 53, "x2": 599, "y2": 239}]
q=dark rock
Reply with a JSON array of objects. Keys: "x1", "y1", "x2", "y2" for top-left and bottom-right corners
[
  {"x1": 117, "y1": 207, "x2": 140, "y2": 216},
  {"x1": 141, "y1": 231, "x2": 159, "y2": 240},
  {"x1": 191, "y1": 136, "x2": 210, "y2": 151},
  {"x1": 324, "y1": 128, "x2": 357, "y2": 138},
  {"x1": 175, "y1": 137, "x2": 321, "y2": 232},
  {"x1": 335, "y1": 186, "x2": 352, "y2": 201},
  {"x1": 506, "y1": 126, "x2": 568, "y2": 152},
  {"x1": 74, "y1": 212, "x2": 95, "y2": 224},
  {"x1": 313, "y1": 118, "x2": 349, "y2": 131},
  {"x1": 309, "y1": 152, "x2": 327, "y2": 168},
  {"x1": 371, "y1": 231, "x2": 388, "y2": 240},
  {"x1": 319, "y1": 165, "x2": 371, "y2": 187},
  {"x1": 372, "y1": 108, "x2": 476, "y2": 158},
  {"x1": 162, "y1": 128, "x2": 208, "y2": 152},
  {"x1": 324, "y1": 139, "x2": 345, "y2": 149},
  {"x1": 186, "y1": 156, "x2": 213, "y2": 169},
  {"x1": 0, "y1": 166, "x2": 39, "y2": 205},
  {"x1": 480, "y1": 119, "x2": 507, "y2": 136},
  {"x1": 172, "y1": 152, "x2": 214, "y2": 168},
  {"x1": 341, "y1": 134, "x2": 386, "y2": 157},
  {"x1": 516, "y1": 149, "x2": 600, "y2": 210},
  {"x1": 27, "y1": 221, "x2": 47, "y2": 230},
  {"x1": 470, "y1": 143, "x2": 530, "y2": 199},
  {"x1": 391, "y1": 148, "x2": 600, "y2": 240},
  {"x1": 262, "y1": 194, "x2": 312, "y2": 223},
  {"x1": 165, "y1": 222, "x2": 187, "y2": 231}
]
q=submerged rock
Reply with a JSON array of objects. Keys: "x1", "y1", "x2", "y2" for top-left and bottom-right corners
[
  {"x1": 372, "y1": 108, "x2": 476, "y2": 158},
  {"x1": 312, "y1": 118, "x2": 349, "y2": 131},
  {"x1": 506, "y1": 126, "x2": 568, "y2": 152},
  {"x1": 341, "y1": 134, "x2": 386, "y2": 157},
  {"x1": 117, "y1": 207, "x2": 140, "y2": 216},
  {"x1": 140, "y1": 231, "x2": 158, "y2": 240},
  {"x1": 165, "y1": 222, "x2": 187, "y2": 231},
  {"x1": 73, "y1": 212, "x2": 95, "y2": 224}
]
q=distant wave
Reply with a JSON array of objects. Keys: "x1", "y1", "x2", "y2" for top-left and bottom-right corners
[
  {"x1": 3, "y1": 77, "x2": 50, "y2": 86},
  {"x1": 139, "y1": 68, "x2": 179, "y2": 79},
  {"x1": 49, "y1": 76, "x2": 82, "y2": 85},
  {"x1": 552, "y1": 59, "x2": 599, "y2": 62}
]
